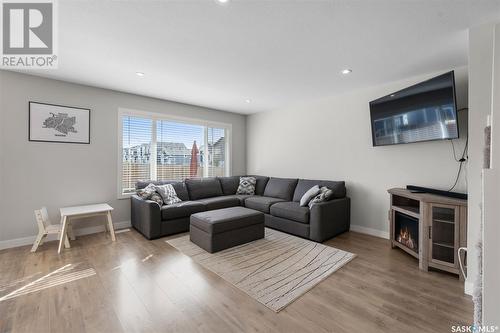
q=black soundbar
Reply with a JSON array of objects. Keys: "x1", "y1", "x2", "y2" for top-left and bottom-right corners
[{"x1": 406, "y1": 185, "x2": 467, "y2": 200}]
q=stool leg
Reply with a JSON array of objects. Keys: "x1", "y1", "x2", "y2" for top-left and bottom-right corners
[
  {"x1": 31, "y1": 232, "x2": 45, "y2": 253},
  {"x1": 38, "y1": 234, "x2": 46, "y2": 247}
]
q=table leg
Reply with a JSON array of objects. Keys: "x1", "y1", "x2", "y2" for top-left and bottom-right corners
[
  {"x1": 64, "y1": 220, "x2": 71, "y2": 249},
  {"x1": 106, "y1": 211, "x2": 116, "y2": 241},
  {"x1": 58, "y1": 216, "x2": 68, "y2": 254},
  {"x1": 67, "y1": 222, "x2": 76, "y2": 241},
  {"x1": 64, "y1": 232, "x2": 71, "y2": 249}
]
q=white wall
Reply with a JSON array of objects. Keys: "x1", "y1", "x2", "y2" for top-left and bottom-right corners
[
  {"x1": 0, "y1": 70, "x2": 246, "y2": 243},
  {"x1": 247, "y1": 67, "x2": 468, "y2": 238},
  {"x1": 467, "y1": 24, "x2": 496, "y2": 304},
  {"x1": 471, "y1": 22, "x2": 500, "y2": 326}
]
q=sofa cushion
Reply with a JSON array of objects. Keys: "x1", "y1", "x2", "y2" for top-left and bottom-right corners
[
  {"x1": 195, "y1": 196, "x2": 240, "y2": 210},
  {"x1": 161, "y1": 201, "x2": 206, "y2": 221},
  {"x1": 185, "y1": 178, "x2": 223, "y2": 200},
  {"x1": 248, "y1": 175, "x2": 270, "y2": 195},
  {"x1": 223, "y1": 194, "x2": 252, "y2": 206},
  {"x1": 136, "y1": 180, "x2": 189, "y2": 201},
  {"x1": 263, "y1": 177, "x2": 298, "y2": 201},
  {"x1": 218, "y1": 176, "x2": 241, "y2": 195},
  {"x1": 292, "y1": 179, "x2": 346, "y2": 202},
  {"x1": 244, "y1": 196, "x2": 285, "y2": 213},
  {"x1": 270, "y1": 201, "x2": 310, "y2": 224}
]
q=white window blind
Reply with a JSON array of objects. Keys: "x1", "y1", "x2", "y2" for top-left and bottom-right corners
[
  {"x1": 156, "y1": 120, "x2": 204, "y2": 181},
  {"x1": 207, "y1": 127, "x2": 226, "y2": 177},
  {"x1": 119, "y1": 111, "x2": 230, "y2": 196},
  {"x1": 122, "y1": 116, "x2": 152, "y2": 194}
]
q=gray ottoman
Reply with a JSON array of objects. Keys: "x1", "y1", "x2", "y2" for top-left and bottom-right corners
[{"x1": 190, "y1": 207, "x2": 265, "y2": 253}]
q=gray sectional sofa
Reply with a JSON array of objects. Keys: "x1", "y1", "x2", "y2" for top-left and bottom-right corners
[{"x1": 131, "y1": 176, "x2": 350, "y2": 242}]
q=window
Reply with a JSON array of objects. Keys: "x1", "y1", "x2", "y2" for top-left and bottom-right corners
[
  {"x1": 119, "y1": 109, "x2": 231, "y2": 196},
  {"x1": 122, "y1": 116, "x2": 152, "y2": 192},
  {"x1": 207, "y1": 127, "x2": 226, "y2": 177}
]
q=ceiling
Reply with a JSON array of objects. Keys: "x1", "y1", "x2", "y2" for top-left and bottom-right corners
[{"x1": 14, "y1": 0, "x2": 500, "y2": 114}]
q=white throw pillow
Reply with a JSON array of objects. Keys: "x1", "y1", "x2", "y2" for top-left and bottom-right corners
[
  {"x1": 236, "y1": 176, "x2": 257, "y2": 195},
  {"x1": 136, "y1": 183, "x2": 164, "y2": 205},
  {"x1": 308, "y1": 186, "x2": 334, "y2": 208},
  {"x1": 299, "y1": 185, "x2": 321, "y2": 207},
  {"x1": 154, "y1": 184, "x2": 182, "y2": 205}
]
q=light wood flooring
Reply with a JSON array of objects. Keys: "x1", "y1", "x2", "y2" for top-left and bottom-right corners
[{"x1": 0, "y1": 229, "x2": 472, "y2": 333}]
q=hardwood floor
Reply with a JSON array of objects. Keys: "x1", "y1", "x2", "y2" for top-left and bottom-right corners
[{"x1": 0, "y1": 229, "x2": 472, "y2": 333}]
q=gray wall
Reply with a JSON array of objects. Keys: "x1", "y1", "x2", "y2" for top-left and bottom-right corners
[
  {"x1": 0, "y1": 70, "x2": 247, "y2": 242},
  {"x1": 247, "y1": 67, "x2": 468, "y2": 237}
]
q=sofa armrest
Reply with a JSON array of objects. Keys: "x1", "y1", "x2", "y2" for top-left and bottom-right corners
[
  {"x1": 309, "y1": 197, "x2": 350, "y2": 242},
  {"x1": 131, "y1": 195, "x2": 162, "y2": 240}
]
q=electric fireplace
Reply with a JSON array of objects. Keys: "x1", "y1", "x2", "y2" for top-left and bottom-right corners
[
  {"x1": 394, "y1": 211, "x2": 419, "y2": 254},
  {"x1": 389, "y1": 188, "x2": 467, "y2": 279}
]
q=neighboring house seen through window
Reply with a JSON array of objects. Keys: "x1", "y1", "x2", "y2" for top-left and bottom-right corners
[{"x1": 119, "y1": 110, "x2": 230, "y2": 196}]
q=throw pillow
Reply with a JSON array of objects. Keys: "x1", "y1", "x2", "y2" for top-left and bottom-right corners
[
  {"x1": 136, "y1": 183, "x2": 164, "y2": 206},
  {"x1": 236, "y1": 176, "x2": 256, "y2": 195},
  {"x1": 136, "y1": 183, "x2": 156, "y2": 200},
  {"x1": 299, "y1": 185, "x2": 321, "y2": 207},
  {"x1": 155, "y1": 184, "x2": 182, "y2": 205},
  {"x1": 308, "y1": 186, "x2": 334, "y2": 208}
]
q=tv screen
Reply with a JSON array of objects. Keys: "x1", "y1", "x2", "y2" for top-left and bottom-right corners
[{"x1": 369, "y1": 71, "x2": 458, "y2": 146}]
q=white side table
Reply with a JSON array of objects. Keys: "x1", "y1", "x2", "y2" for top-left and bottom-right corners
[{"x1": 58, "y1": 203, "x2": 115, "y2": 253}]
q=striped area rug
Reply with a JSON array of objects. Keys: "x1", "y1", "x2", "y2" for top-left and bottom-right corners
[{"x1": 166, "y1": 228, "x2": 355, "y2": 312}]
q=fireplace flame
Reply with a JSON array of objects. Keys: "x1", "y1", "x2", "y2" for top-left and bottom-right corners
[{"x1": 397, "y1": 226, "x2": 417, "y2": 251}]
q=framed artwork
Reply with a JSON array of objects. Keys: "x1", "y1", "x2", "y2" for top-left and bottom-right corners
[{"x1": 29, "y1": 102, "x2": 91, "y2": 144}]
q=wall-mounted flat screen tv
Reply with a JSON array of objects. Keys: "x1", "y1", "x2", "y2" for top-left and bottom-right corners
[{"x1": 369, "y1": 71, "x2": 459, "y2": 146}]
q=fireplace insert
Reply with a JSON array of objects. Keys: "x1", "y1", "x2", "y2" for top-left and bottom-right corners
[{"x1": 394, "y1": 211, "x2": 419, "y2": 253}]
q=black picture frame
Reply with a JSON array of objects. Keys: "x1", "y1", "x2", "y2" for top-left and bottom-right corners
[{"x1": 28, "y1": 101, "x2": 91, "y2": 144}]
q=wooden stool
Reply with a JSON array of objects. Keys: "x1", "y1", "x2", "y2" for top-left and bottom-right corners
[{"x1": 31, "y1": 207, "x2": 73, "y2": 252}]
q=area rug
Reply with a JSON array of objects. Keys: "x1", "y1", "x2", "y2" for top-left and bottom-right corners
[{"x1": 166, "y1": 228, "x2": 356, "y2": 312}]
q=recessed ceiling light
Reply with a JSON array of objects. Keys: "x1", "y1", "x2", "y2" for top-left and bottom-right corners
[
  {"x1": 217, "y1": 0, "x2": 229, "y2": 3},
  {"x1": 245, "y1": 99, "x2": 251, "y2": 103},
  {"x1": 136, "y1": 72, "x2": 145, "y2": 77},
  {"x1": 341, "y1": 69, "x2": 352, "y2": 75}
]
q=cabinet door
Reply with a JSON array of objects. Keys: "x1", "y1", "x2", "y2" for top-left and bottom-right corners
[{"x1": 428, "y1": 203, "x2": 459, "y2": 268}]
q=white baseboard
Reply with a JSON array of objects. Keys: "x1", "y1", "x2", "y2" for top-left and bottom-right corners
[
  {"x1": 0, "y1": 220, "x2": 131, "y2": 251},
  {"x1": 350, "y1": 224, "x2": 390, "y2": 239},
  {"x1": 465, "y1": 280, "x2": 474, "y2": 296}
]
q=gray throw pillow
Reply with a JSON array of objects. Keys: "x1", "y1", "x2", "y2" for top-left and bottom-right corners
[
  {"x1": 136, "y1": 183, "x2": 163, "y2": 206},
  {"x1": 300, "y1": 185, "x2": 321, "y2": 207},
  {"x1": 308, "y1": 186, "x2": 334, "y2": 208},
  {"x1": 154, "y1": 184, "x2": 182, "y2": 205},
  {"x1": 236, "y1": 176, "x2": 256, "y2": 195}
]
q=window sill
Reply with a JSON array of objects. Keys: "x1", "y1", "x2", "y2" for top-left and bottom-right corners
[{"x1": 118, "y1": 193, "x2": 133, "y2": 200}]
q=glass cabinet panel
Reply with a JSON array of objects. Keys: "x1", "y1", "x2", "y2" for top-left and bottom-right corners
[{"x1": 431, "y1": 206, "x2": 456, "y2": 264}]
